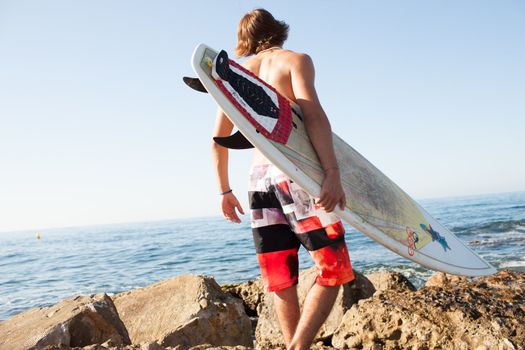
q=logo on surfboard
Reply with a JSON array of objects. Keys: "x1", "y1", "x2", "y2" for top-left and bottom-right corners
[
  {"x1": 420, "y1": 223, "x2": 451, "y2": 252},
  {"x1": 406, "y1": 223, "x2": 451, "y2": 256},
  {"x1": 406, "y1": 227, "x2": 420, "y2": 256}
]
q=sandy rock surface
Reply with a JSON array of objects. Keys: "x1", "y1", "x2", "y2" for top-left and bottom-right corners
[
  {"x1": 4, "y1": 269, "x2": 524, "y2": 350},
  {"x1": 0, "y1": 294, "x2": 130, "y2": 350},
  {"x1": 332, "y1": 269, "x2": 525, "y2": 350},
  {"x1": 112, "y1": 275, "x2": 252, "y2": 349}
]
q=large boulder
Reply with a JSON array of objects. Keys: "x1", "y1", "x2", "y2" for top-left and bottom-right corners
[
  {"x1": 255, "y1": 267, "x2": 375, "y2": 349},
  {"x1": 112, "y1": 275, "x2": 252, "y2": 349},
  {"x1": 332, "y1": 269, "x2": 525, "y2": 349},
  {"x1": 0, "y1": 294, "x2": 130, "y2": 350}
]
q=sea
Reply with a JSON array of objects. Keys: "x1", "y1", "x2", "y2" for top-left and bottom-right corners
[{"x1": 0, "y1": 191, "x2": 524, "y2": 321}]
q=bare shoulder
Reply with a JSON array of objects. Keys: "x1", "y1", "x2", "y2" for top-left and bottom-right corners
[
  {"x1": 278, "y1": 49, "x2": 311, "y2": 62},
  {"x1": 281, "y1": 51, "x2": 314, "y2": 72}
]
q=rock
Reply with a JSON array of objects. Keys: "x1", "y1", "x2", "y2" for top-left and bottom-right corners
[
  {"x1": 41, "y1": 345, "x2": 73, "y2": 350},
  {"x1": 221, "y1": 280, "x2": 264, "y2": 317},
  {"x1": 426, "y1": 269, "x2": 525, "y2": 289},
  {"x1": 221, "y1": 280, "x2": 263, "y2": 337},
  {"x1": 366, "y1": 270, "x2": 416, "y2": 292},
  {"x1": 0, "y1": 294, "x2": 130, "y2": 350},
  {"x1": 78, "y1": 345, "x2": 110, "y2": 350},
  {"x1": 481, "y1": 268, "x2": 525, "y2": 290},
  {"x1": 332, "y1": 269, "x2": 525, "y2": 350},
  {"x1": 255, "y1": 267, "x2": 375, "y2": 349},
  {"x1": 187, "y1": 345, "x2": 252, "y2": 350},
  {"x1": 425, "y1": 271, "x2": 469, "y2": 287},
  {"x1": 140, "y1": 342, "x2": 165, "y2": 350},
  {"x1": 74, "y1": 345, "x2": 147, "y2": 350},
  {"x1": 112, "y1": 275, "x2": 252, "y2": 349}
]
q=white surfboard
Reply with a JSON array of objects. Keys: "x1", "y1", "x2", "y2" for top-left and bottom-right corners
[{"x1": 191, "y1": 43, "x2": 496, "y2": 276}]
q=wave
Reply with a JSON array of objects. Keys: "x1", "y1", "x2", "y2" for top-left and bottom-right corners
[
  {"x1": 454, "y1": 219, "x2": 525, "y2": 235},
  {"x1": 468, "y1": 230, "x2": 525, "y2": 247}
]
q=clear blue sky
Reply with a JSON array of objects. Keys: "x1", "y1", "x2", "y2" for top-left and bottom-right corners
[{"x1": 0, "y1": 0, "x2": 523, "y2": 232}]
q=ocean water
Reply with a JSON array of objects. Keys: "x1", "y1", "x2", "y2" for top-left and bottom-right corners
[{"x1": 0, "y1": 191, "x2": 524, "y2": 321}]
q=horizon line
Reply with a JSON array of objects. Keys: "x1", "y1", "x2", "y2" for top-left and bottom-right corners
[{"x1": 1, "y1": 189, "x2": 523, "y2": 235}]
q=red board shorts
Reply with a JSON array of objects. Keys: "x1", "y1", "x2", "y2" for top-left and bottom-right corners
[{"x1": 249, "y1": 164, "x2": 355, "y2": 292}]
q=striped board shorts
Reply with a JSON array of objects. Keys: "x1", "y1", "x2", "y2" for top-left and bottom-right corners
[{"x1": 249, "y1": 164, "x2": 355, "y2": 292}]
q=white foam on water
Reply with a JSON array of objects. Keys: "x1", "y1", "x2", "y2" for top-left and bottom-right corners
[
  {"x1": 500, "y1": 258, "x2": 525, "y2": 269},
  {"x1": 470, "y1": 230, "x2": 525, "y2": 247}
]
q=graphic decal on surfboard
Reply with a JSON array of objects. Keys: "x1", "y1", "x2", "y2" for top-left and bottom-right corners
[
  {"x1": 420, "y1": 223, "x2": 451, "y2": 252},
  {"x1": 406, "y1": 224, "x2": 451, "y2": 256},
  {"x1": 405, "y1": 227, "x2": 420, "y2": 256},
  {"x1": 190, "y1": 43, "x2": 497, "y2": 275}
]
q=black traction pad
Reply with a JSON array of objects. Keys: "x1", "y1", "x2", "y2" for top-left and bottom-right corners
[{"x1": 214, "y1": 50, "x2": 279, "y2": 120}]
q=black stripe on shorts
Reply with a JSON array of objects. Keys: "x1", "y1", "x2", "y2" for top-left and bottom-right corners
[{"x1": 252, "y1": 224, "x2": 300, "y2": 254}]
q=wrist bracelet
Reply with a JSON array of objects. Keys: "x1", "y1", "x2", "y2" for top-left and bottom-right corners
[{"x1": 220, "y1": 189, "x2": 233, "y2": 195}]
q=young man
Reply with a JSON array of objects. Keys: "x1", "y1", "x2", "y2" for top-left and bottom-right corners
[{"x1": 211, "y1": 9, "x2": 355, "y2": 350}]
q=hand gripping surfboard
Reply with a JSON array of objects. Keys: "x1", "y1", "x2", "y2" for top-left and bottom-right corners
[{"x1": 188, "y1": 43, "x2": 497, "y2": 276}]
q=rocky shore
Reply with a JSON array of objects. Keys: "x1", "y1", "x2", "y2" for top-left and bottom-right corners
[{"x1": 1, "y1": 269, "x2": 523, "y2": 350}]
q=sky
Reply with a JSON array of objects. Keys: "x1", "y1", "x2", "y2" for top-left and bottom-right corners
[{"x1": 0, "y1": 0, "x2": 523, "y2": 232}]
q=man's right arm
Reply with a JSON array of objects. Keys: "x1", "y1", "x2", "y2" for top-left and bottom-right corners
[{"x1": 290, "y1": 54, "x2": 346, "y2": 212}]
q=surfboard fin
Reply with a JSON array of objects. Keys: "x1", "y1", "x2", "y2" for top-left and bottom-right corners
[
  {"x1": 183, "y1": 76, "x2": 252, "y2": 150},
  {"x1": 213, "y1": 131, "x2": 254, "y2": 149},
  {"x1": 183, "y1": 76, "x2": 207, "y2": 93}
]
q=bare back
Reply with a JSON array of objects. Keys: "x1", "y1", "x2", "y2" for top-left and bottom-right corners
[{"x1": 242, "y1": 48, "x2": 302, "y2": 165}]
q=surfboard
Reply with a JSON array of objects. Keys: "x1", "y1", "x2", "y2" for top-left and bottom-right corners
[{"x1": 190, "y1": 43, "x2": 496, "y2": 276}]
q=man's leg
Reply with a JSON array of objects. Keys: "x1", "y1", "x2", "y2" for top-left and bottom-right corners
[
  {"x1": 287, "y1": 283, "x2": 340, "y2": 350},
  {"x1": 248, "y1": 165, "x2": 302, "y2": 346},
  {"x1": 267, "y1": 168, "x2": 353, "y2": 349},
  {"x1": 273, "y1": 285, "x2": 301, "y2": 347}
]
